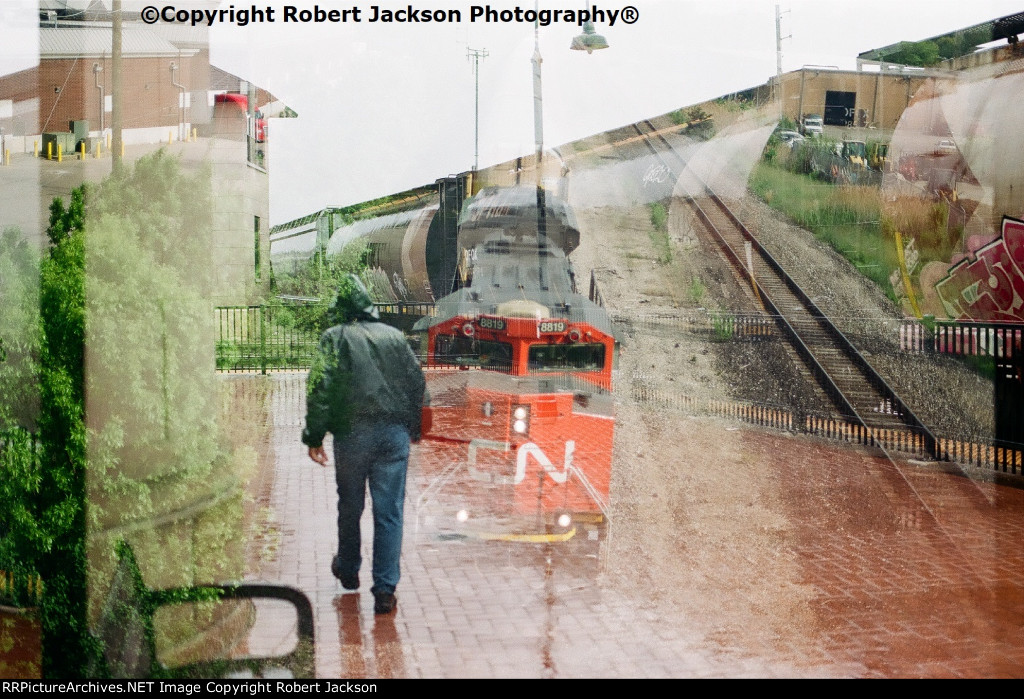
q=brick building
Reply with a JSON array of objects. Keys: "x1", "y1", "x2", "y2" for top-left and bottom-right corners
[{"x1": 0, "y1": 6, "x2": 290, "y2": 307}]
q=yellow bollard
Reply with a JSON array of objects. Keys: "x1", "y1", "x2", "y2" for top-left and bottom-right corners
[
  {"x1": 168, "y1": 131, "x2": 173, "y2": 145},
  {"x1": 34, "y1": 140, "x2": 38, "y2": 158},
  {"x1": 106, "y1": 132, "x2": 111, "y2": 150},
  {"x1": 191, "y1": 127, "x2": 197, "y2": 141},
  {"x1": 121, "y1": 141, "x2": 125, "y2": 157},
  {"x1": 57, "y1": 143, "x2": 62, "y2": 162},
  {"x1": 80, "y1": 142, "x2": 86, "y2": 160},
  {"x1": 47, "y1": 141, "x2": 52, "y2": 160}
]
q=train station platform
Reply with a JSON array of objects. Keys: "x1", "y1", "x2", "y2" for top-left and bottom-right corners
[{"x1": 246, "y1": 372, "x2": 1024, "y2": 678}]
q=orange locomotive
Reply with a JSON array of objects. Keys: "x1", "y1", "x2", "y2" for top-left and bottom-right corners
[{"x1": 414, "y1": 186, "x2": 617, "y2": 541}]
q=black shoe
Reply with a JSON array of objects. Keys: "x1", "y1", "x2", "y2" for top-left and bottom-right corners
[
  {"x1": 332, "y1": 556, "x2": 359, "y2": 590},
  {"x1": 373, "y1": 591, "x2": 397, "y2": 615}
]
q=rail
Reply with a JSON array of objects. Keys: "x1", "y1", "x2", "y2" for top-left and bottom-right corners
[{"x1": 630, "y1": 119, "x2": 938, "y2": 458}]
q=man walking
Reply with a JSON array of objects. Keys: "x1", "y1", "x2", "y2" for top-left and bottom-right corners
[{"x1": 302, "y1": 274, "x2": 426, "y2": 614}]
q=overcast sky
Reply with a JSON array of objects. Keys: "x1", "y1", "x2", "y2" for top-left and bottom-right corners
[{"x1": 4, "y1": 1, "x2": 1022, "y2": 224}]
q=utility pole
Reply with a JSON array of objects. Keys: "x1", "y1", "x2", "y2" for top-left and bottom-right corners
[
  {"x1": 467, "y1": 47, "x2": 488, "y2": 173},
  {"x1": 532, "y1": 4, "x2": 544, "y2": 175},
  {"x1": 775, "y1": 4, "x2": 790, "y2": 121},
  {"x1": 111, "y1": 0, "x2": 123, "y2": 172}
]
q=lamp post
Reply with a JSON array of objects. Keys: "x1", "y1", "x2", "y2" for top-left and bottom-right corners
[
  {"x1": 533, "y1": 1, "x2": 609, "y2": 179},
  {"x1": 531, "y1": 1, "x2": 609, "y2": 288}
]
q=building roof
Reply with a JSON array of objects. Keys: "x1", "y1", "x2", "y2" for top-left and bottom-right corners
[
  {"x1": 857, "y1": 11, "x2": 1024, "y2": 64},
  {"x1": 40, "y1": 25, "x2": 194, "y2": 58}
]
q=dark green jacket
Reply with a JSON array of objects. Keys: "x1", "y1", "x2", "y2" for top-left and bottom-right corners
[{"x1": 302, "y1": 320, "x2": 426, "y2": 448}]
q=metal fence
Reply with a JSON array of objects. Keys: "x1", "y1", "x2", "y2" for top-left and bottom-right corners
[
  {"x1": 629, "y1": 379, "x2": 1023, "y2": 476},
  {"x1": 215, "y1": 306, "x2": 320, "y2": 373},
  {"x1": 899, "y1": 319, "x2": 1024, "y2": 357}
]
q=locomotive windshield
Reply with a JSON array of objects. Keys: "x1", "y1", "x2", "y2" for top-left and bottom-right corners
[
  {"x1": 527, "y1": 343, "x2": 606, "y2": 372},
  {"x1": 434, "y1": 334, "x2": 513, "y2": 370}
]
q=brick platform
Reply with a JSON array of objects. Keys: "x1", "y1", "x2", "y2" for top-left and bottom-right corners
[{"x1": 249, "y1": 374, "x2": 1024, "y2": 678}]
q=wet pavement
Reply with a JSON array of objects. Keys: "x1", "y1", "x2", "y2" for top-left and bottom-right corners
[{"x1": 246, "y1": 373, "x2": 1024, "y2": 678}]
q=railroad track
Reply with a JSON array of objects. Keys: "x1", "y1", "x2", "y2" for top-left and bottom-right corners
[{"x1": 630, "y1": 120, "x2": 938, "y2": 457}]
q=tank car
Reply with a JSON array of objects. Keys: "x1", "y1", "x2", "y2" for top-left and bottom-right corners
[{"x1": 270, "y1": 178, "x2": 582, "y2": 305}]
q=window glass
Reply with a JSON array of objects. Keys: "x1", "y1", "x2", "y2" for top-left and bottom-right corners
[
  {"x1": 527, "y1": 343, "x2": 605, "y2": 372},
  {"x1": 434, "y1": 334, "x2": 513, "y2": 370}
]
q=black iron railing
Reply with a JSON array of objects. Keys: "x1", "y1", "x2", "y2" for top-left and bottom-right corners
[{"x1": 215, "y1": 306, "x2": 320, "y2": 373}]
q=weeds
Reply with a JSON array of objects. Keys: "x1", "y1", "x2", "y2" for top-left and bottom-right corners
[
  {"x1": 711, "y1": 312, "x2": 735, "y2": 341},
  {"x1": 749, "y1": 162, "x2": 899, "y2": 302},
  {"x1": 648, "y1": 202, "x2": 672, "y2": 264},
  {"x1": 688, "y1": 276, "x2": 706, "y2": 306}
]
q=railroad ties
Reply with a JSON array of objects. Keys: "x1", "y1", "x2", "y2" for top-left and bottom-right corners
[{"x1": 629, "y1": 120, "x2": 938, "y2": 461}]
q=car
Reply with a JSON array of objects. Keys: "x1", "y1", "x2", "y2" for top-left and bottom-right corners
[
  {"x1": 935, "y1": 139, "x2": 957, "y2": 154},
  {"x1": 801, "y1": 114, "x2": 824, "y2": 137}
]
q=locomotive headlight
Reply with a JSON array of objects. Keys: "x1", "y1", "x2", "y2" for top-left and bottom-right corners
[
  {"x1": 512, "y1": 405, "x2": 530, "y2": 435},
  {"x1": 557, "y1": 513, "x2": 572, "y2": 528},
  {"x1": 462, "y1": 322, "x2": 475, "y2": 337},
  {"x1": 456, "y1": 509, "x2": 469, "y2": 523}
]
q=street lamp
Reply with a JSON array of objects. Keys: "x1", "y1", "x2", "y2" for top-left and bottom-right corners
[
  {"x1": 533, "y1": 2, "x2": 609, "y2": 175},
  {"x1": 531, "y1": 1, "x2": 609, "y2": 289},
  {"x1": 570, "y1": 1, "x2": 609, "y2": 53},
  {"x1": 570, "y1": 22, "x2": 609, "y2": 53}
]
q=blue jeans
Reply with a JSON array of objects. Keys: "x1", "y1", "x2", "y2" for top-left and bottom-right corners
[{"x1": 332, "y1": 422, "x2": 410, "y2": 595}]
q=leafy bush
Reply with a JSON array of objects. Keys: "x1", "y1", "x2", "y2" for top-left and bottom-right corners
[{"x1": 2, "y1": 150, "x2": 256, "y2": 677}]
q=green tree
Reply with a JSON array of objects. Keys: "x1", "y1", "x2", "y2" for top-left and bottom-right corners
[
  {"x1": 882, "y1": 40, "x2": 941, "y2": 67},
  {"x1": 20, "y1": 150, "x2": 249, "y2": 677},
  {"x1": 0, "y1": 227, "x2": 40, "y2": 430},
  {"x1": 36, "y1": 195, "x2": 93, "y2": 676}
]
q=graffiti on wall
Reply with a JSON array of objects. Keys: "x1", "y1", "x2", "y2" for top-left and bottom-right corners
[{"x1": 935, "y1": 217, "x2": 1024, "y2": 322}]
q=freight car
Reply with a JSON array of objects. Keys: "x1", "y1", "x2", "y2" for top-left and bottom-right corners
[{"x1": 270, "y1": 178, "x2": 582, "y2": 304}]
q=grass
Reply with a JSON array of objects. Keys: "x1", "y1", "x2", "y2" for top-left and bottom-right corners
[{"x1": 748, "y1": 161, "x2": 899, "y2": 302}]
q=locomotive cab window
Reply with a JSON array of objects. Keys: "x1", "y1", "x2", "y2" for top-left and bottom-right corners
[
  {"x1": 434, "y1": 334, "x2": 513, "y2": 370},
  {"x1": 528, "y1": 343, "x2": 605, "y2": 372}
]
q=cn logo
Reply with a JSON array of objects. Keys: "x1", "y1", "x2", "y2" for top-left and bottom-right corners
[{"x1": 514, "y1": 441, "x2": 575, "y2": 484}]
